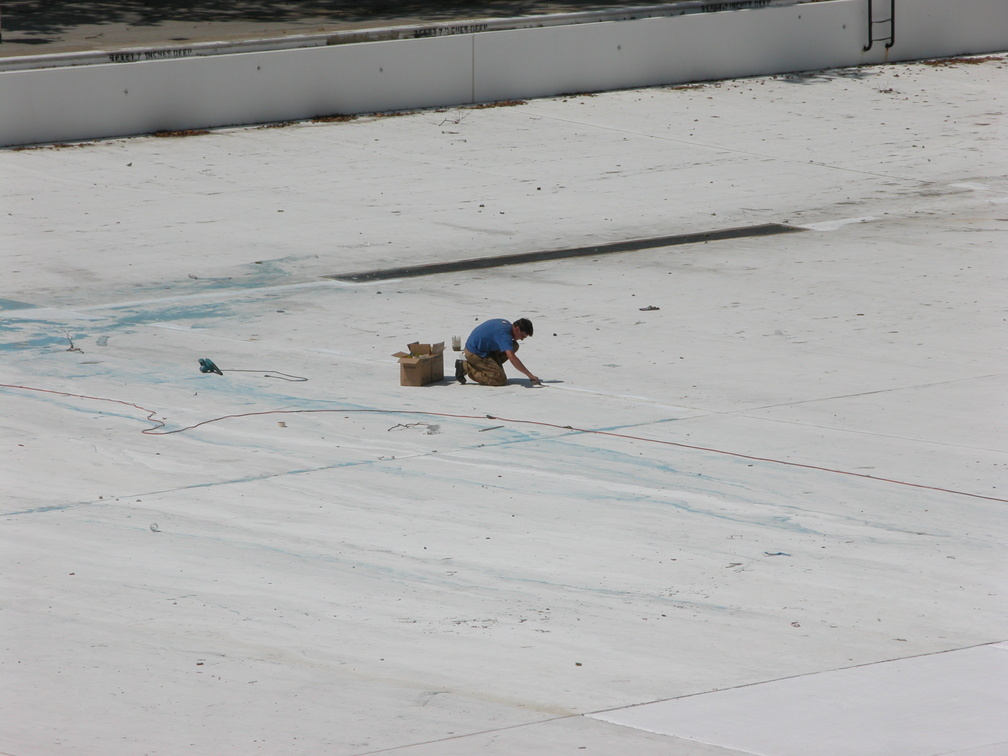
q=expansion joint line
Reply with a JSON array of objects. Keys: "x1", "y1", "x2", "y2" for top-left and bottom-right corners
[{"x1": 481, "y1": 413, "x2": 1007, "y2": 504}]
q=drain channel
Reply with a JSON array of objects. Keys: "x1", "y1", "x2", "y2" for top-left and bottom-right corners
[{"x1": 326, "y1": 222, "x2": 803, "y2": 282}]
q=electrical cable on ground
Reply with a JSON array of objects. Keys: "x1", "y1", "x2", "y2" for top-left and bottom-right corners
[
  {"x1": 3, "y1": 382, "x2": 1004, "y2": 505},
  {"x1": 198, "y1": 357, "x2": 307, "y2": 381}
]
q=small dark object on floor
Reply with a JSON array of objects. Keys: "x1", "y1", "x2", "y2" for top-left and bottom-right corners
[{"x1": 199, "y1": 357, "x2": 223, "y2": 375}]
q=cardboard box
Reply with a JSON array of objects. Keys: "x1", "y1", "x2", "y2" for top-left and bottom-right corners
[{"x1": 392, "y1": 341, "x2": 445, "y2": 386}]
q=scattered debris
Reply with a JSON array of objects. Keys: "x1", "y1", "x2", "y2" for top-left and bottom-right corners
[
  {"x1": 388, "y1": 422, "x2": 439, "y2": 435},
  {"x1": 921, "y1": 55, "x2": 1003, "y2": 67},
  {"x1": 639, "y1": 305, "x2": 660, "y2": 311},
  {"x1": 310, "y1": 114, "x2": 356, "y2": 124},
  {"x1": 439, "y1": 110, "x2": 470, "y2": 127},
  {"x1": 13, "y1": 141, "x2": 98, "y2": 152},
  {"x1": 466, "y1": 99, "x2": 527, "y2": 109},
  {"x1": 62, "y1": 329, "x2": 83, "y2": 353},
  {"x1": 151, "y1": 129, "x2": 211, "y2": 138},
  {"x1": 373, "y1": 110, "x2": 418, "y2": 119}
]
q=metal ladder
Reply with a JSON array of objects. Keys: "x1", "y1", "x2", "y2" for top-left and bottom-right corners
[{"x1": 863, "y1": 0, "x2": 895, "y2": 51}]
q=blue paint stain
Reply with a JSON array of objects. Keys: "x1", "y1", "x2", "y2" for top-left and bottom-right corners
[
  {"x1": 0, "y1": 298, "x2": 36, "y2": 310},
  {"x1": 0, "y1": 333, "x2": 81, "y2": 352},
  {"x1": 105, "y1": 301, "x2": 233, "y2": 328},
  {"x1": 0, "y1": 299, "x2": 239, "y2": 353}
]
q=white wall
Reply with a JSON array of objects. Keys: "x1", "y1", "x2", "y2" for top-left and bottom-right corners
[
  {"x1": 2, "y1": 0, "x2": 1005, "y2": 148},
  {"x1": 1, "y1": 36, "x2": 475, "y2": 147},
  {"x1": 475, "y1": 0, "x2": 1008, "y2": 100},
  {"x1": 473, "y1": 4, "x2": 867, "y2": 101}
]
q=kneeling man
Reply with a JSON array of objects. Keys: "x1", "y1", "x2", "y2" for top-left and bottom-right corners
[{"x1": 456, "y1": 317, "x2": 540, "y2": 386}]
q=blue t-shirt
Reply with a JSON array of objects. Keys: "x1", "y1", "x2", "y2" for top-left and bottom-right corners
[{"x1": 465, "y1": 319, "x2": 514, "y2": 357}]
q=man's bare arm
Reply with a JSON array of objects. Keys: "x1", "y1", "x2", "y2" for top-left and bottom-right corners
[{"x1": 505, "y1": 350, "x2": 540, "y2": 384}]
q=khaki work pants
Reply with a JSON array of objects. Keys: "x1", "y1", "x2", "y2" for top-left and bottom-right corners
[{"x1": 462, "y1": 348, "x2": 512, "y2": 386}]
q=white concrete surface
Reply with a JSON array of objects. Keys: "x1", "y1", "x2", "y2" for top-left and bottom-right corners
[
  {"x1": 591, "y1": 642, "x2": 1008, "y2": 755},
  {"x1": 2, "y1": 55, "x2": 1006, "y2": 755}
]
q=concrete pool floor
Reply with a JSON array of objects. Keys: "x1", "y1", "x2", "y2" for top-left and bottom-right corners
[{"x1": 2, "y1": 48, "x2": 1006, "y2": 755}]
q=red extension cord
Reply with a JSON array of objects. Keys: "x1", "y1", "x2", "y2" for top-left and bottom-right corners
[{"x1": 3, "y1": 382, "x2": 1004, "y2": 504}]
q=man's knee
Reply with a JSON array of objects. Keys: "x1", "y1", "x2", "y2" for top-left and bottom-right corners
[{"x1": 473, "y1": 364, "x2": 507, "y2": 386}]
